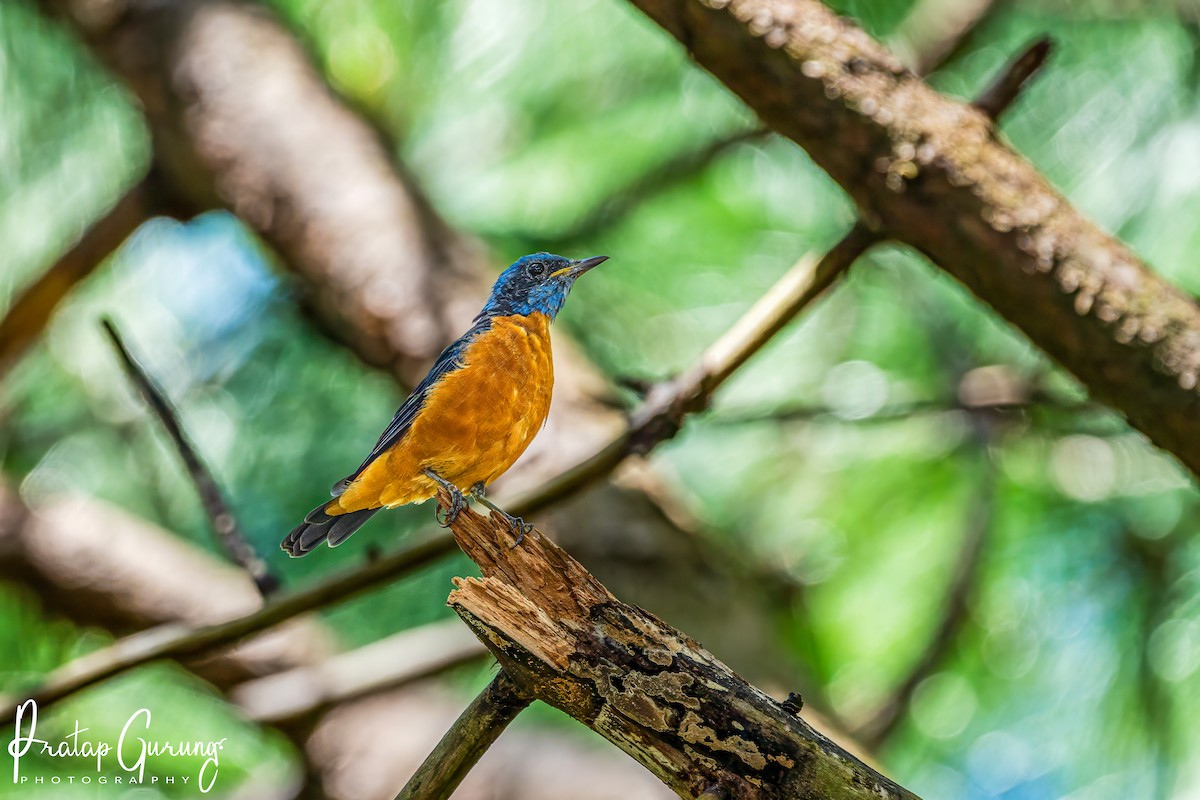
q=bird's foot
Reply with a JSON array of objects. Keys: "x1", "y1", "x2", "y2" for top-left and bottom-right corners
[
  {"x1": 505, "y1": 516, "x2": 535, "y2": 549},
  {"x1": 425, "y1": 469, "x2": 466, "y2": 527},
  {"x1": 469, "y1": 486, "x2": 533, "y2": 547}
]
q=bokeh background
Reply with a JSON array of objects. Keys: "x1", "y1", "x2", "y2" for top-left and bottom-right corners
[{"x1": 4, "y1": 0, "x2": 1200, "y2": 797}]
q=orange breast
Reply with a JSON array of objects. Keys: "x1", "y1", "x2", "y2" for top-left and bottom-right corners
[{"x1": 332, "y1": 313, "x2": 554, "y2": 512}]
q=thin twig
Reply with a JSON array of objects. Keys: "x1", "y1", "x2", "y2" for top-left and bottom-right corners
[
  {"x1": 973, "y1": 36, "x2": 1053, "y2": 120},
  {"x1": 707, "y1": 392, "x2": 1096, "y2": 427},
  {"x1": 394, "y1": 671, "x2": 532, "y2": 800},
  {"x1": 101, "y1": 318, "x2": 280, "y2": 595},
  {"x1": 709, "y1": 399, "x2": 1003, "y2": 425}
]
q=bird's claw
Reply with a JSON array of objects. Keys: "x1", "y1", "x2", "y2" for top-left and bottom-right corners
[
  {"x1": 507, "y1": 517, "x2": 534, "y2": 548},
  {"x1": 464, "y1": 481, "x2": 532, "y2": 546},
  {"x1": 426, "y1": 469, "x2": 466, "y2": 527},
  {"x1": 437, "y1": 489, "x2": 467, "y2": 527}
]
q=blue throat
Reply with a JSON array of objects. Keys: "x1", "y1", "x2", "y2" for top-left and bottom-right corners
[{"x1": 478, "y1": 286, "x2": 569, "y2": 320}]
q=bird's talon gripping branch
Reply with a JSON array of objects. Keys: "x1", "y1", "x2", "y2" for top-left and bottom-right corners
[
  {"x1": 469, "y1": 485, "x2": 532, "y2": 546},
  {"x1": 426, "y1": 469, "x2": 467, "y2": 527},
  {"x1": 508, "y1": 519, "x2": 533, "y2": 549}
]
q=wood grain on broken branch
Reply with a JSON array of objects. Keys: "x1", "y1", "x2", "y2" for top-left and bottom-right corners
[
  {"x1": 626, "y1": 0, "x2": 1200, "y2": 479},
  {"x1": 440, "y1": 493, "x2": 920, "y2": 800}
]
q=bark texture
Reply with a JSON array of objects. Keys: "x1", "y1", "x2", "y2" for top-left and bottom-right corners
[
  {"x1": 445, "y1": 498, "x2": 918, "y2": 800},
  {"x1": 627, "y1": 0, "x2": 1200, "y2": 477}
]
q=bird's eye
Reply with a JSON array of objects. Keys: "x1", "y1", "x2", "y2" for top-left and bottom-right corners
[{"x1": 526, "y1": 261, "x2": 547, "y2": 278}]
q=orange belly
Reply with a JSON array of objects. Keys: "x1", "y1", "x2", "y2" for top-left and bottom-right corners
[{"x1": 330, "y1": 313, "x2": 554, "y2": 512}]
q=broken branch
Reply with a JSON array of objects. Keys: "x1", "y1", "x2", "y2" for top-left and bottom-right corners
[{"x1": 441, "y1": 493, "x2": 920, "y2": 799}]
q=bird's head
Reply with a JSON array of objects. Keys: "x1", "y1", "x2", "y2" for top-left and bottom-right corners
[{"x1": 478, "y1": 252, "x2": 608, "y2": 320}]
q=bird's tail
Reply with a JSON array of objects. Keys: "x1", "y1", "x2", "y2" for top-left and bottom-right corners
[{"x1": 282, "y1": 501, "x2": 380, "y2": 557}]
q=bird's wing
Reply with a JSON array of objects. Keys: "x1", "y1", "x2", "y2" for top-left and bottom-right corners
[{"x1": 330, "y1": 319, "x2": 490, "y2": 496}]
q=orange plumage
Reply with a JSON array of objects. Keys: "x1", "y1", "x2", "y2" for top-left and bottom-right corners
[{"x1": 330, "y1": 313, "x2": 553, "y2": 513}]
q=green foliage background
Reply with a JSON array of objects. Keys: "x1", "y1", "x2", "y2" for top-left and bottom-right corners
[{"x1": 3, "y1": 0, "x2": 1200, "y2": 797}]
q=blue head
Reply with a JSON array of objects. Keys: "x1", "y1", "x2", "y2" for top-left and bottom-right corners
[{"x1": 478, "y1": 252, "x2": 608, "y2": 320}]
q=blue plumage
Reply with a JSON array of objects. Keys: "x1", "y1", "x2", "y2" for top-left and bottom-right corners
[{"x1": 479, "y1": 253, "x2": 580, "y2": 318}]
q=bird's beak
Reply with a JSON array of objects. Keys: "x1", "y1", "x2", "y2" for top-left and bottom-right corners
[{"x1": 552, "y1": 255, "x2": 608, "y2": 280}]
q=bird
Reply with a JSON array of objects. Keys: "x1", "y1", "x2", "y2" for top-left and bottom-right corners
[{"x1": 282, "y1": 252, "x2": 608, "y2": 557}]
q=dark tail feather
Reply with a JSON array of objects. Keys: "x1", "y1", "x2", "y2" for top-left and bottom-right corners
[{"x1": 282, "y1": 502, "x2": 380, "y2": 557}]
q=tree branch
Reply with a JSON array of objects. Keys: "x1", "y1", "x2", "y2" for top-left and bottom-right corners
[
  {"x1": 101, "y1": 318, "x2": 280, "y2": 595},
  {"x1": 0, "y1": 531, "x2": 453, "y2": 719},
  {"x1": 0, "y1": 176, "x2": 154, "y2": 378},
  {"x1": 626, "y1": 0, "x2": 1200, "y2": 480},
  {"x1": 231, "y1": 619, "x2": 487, "y2": 728},
  {"x1": 0, "y1": 484, "x2": 332, "y2": 688},
  {"x1": 394, "y1": 672, "x2": 532, "y2": 800},
  {"x1": 441, "y1": 493, "x2": 920, "y2": 799},
  {"x1": 35, "y1": 0, "x2": 458, "y2": 376}
]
